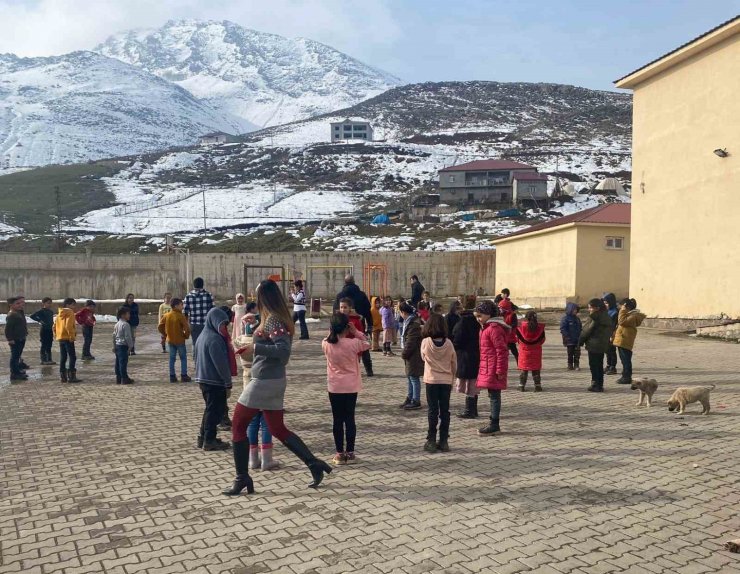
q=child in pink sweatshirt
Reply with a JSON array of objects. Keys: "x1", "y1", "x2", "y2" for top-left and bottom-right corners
[
  {"x1": 420, "y1": 313, "x2": 457, "y2": 453},
  {"x1": 322, "y1": 312, "x2": 371, "y2": 466}
]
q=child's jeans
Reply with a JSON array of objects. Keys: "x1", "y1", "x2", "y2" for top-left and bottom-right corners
[
  {"x1": 617, "y1": 347, "x2": 633, "y2": 380},
  {"x1": 59, "y1": 341, "x2": 76, "y2": 373},
  {"x1": 488, "y1": 389, "x2": 502, "y2": 422},
  {"x1": 114, "y1": 345, "x2": 130, "y2": 380},
  {"x1": 168, "y1": 343, "x2": 188, "y2": 377},
  {"x1": 82, "y1": 325, "x2": 94, "y2": 357},
  {"x1": 247, "y1": 412, "x2": 273, "y2": 446},
  {"x1": 407, "y1": 376, "x2": 421, "y2": 402}
]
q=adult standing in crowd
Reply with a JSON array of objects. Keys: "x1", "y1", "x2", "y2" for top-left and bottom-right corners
[
  {"x1": 184, "y1": 277, "x2": 214, "y2": 353},
  {"x1": 123, "y1": 294, "x2": 140, "y2": 355},
  {"x1": 5, "y1": 296, "x2": 28, "y2": 381},
  {"x1": 290, "y1": 280, "x2": 310, "y2": 340},
  {"x1": 410, "y1": 275, "x2": 425, "y2": 308},
  {"x1": 333, "y1": 275, "x2": 371, "y2": 334}
]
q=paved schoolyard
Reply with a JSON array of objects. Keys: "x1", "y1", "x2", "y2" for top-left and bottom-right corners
[{"x1": 1, "y1": 321, "x2": 739, "y2": 574}]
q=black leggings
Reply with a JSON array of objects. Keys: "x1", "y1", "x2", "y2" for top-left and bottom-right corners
[
  {"x1": 508, "y1": 343, "x2": 519, "y2": 361},
  {"x1": 566, "y1": 345, "x2": 581, "y2": 367},
  {"x1": 329, "y1": 392, "x2": 358, "y2": 453}
]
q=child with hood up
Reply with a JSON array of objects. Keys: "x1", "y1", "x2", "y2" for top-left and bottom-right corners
[
  {"x1": 613, "y1": 298, "x2": 647, "y2": 385},
  {"x1": 560, "y1": 303, "x2": 582, "y2": 371},
  {"x1": 195, "y1": 307, "x2": 236, "y2": 451},
  {"x1": 579, "y1": 298, "x2": 612, "y2": 393},
  {"x1": 515, "y1": 311, "x2": 546, "y2": 392},
  {"x1": 603, "y1": 293, "x2": 619, "y2": 375}
]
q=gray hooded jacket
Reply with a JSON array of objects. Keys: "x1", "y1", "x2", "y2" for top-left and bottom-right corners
[{"x1": 194, "y1": 308, "x2": 232, "y2": 389}]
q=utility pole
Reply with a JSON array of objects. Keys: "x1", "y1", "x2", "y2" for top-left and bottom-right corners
[
  {"x1": 54, "y1": 185, "x2": 62, "y2": 252},
  {"x1": 201, "y1": 160, "x2": 207, "y2": 235}
]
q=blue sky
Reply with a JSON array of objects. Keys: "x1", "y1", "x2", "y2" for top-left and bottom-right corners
[{"x1": 1, "y1": 0, "x2": 738, "y2": 91}]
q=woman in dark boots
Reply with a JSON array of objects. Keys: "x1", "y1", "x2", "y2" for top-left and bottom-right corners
[
  {"x1": 452, "y1": 308, "x2": 481, "y2": 418},
  {"x1": 223, "y1": 280, "x2": 331, "y2": 496},
  {"x1": 474, "y1": 301, "x2": 510, "y2": 436},
  {"x1": 579, "y1": 298, "x2": 612, "y2": 392}
]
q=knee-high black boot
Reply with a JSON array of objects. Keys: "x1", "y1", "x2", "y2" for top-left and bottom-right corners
[
  {"x1": 471, "y1": 395, "x2": 479, "y2": 418},
  {"x1": 223, "y1": 440, "x2": 255, "y2": 496},
  {"x1": 533, "y1": 372, "x2": 542, "y2": 392},
  {"x1": 283, "y1": 433, "x2": 332, "y2": 489}
]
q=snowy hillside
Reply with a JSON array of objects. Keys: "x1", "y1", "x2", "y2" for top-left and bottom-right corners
[
  {"x1": 251, "y1": 81, "x2": 632, "y2": 175},
  {"x1": 0, "y1": 52, "x2": 242, "y2": 168},
  {"x1": 95, "y1": 19, "x2": 401, "y2": 129}
]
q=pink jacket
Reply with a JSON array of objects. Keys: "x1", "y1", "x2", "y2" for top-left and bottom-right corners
[
  {"x1": 322, "y1": 334, "x2": 371, "y2": 393},
  {"x1": 476, "y1": 318, "x2": 510, "y2": 390},
  {"x1": 420, "y1": 337, "x2": 457, "y2": 385}
]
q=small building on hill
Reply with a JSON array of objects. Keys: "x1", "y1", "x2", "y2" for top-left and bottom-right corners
[
  {"x1": 438, "y1": 159, "x2": 545, "y2": 209},
  {"x1": 615, "y1": 16, "x2": 739, "y2": 322},
  {"x1": 331, "y1": 119, "x2": 374, "y2": 142},
  {"x1": 198, "y1": 132, "x2": 235, "y2": 145},
  {"x1": 494, "y1": 203, "x2": 631, "y2": 308}
]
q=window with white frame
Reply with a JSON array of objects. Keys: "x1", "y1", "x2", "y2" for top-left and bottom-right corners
[
  {"x1": 449, "y1": 175, "x2": 455, "y2": 183},
  {"x1": 605, "y1": 236, "x2": 624, "y2": 250}
]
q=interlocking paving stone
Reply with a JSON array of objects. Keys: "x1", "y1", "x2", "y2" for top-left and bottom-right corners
[{"x1": 2, "y1": 321, "x2": 740, "y2": 573}]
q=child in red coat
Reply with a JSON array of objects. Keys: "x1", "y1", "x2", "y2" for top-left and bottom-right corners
[
  {"x1": 515, "y1": 311, "x2": 546, "y2": 392},
  {"x1": 475, "y1": 300, "x2": 510, "y2": 436},
  {"x1": 497, "y1": 298, "x2": 519, "y2": 361}
]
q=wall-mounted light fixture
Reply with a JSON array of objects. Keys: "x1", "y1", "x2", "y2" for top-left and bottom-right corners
[{"x1": 713, "y1": 148, "x2": 729, "y2": 158}]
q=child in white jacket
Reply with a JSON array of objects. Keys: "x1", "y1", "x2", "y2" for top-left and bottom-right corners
[{"x1": 420, "y1": 313, "x2": 457, "y2": 454}]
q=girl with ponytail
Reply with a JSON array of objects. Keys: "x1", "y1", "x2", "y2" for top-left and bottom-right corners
[{"x1": 322, "y1": 312, "x2": 371, "y2": 465}]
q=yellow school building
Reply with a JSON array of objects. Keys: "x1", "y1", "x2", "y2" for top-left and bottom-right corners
[
  {"x1": 615, "y1": 16, "x2": 740, "y2": 320},
  {"x1": 494, "y1": 204, "x2": 631, "y2": 308}
]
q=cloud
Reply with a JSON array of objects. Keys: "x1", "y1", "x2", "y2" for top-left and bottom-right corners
[{"x1": 0, "y1": 0, "x2": 402, "y2": 69}]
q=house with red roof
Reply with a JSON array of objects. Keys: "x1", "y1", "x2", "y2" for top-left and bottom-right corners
[
  {"x1": 493, "y1": 204, "x2": 631, "y2": 307},
  {"x1": 438, "y1": 159, "x2": 548, "y2": 209}
]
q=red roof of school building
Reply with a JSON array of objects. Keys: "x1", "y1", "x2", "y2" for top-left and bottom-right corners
[
  {"x1": 439, "y1": 160, "x2": 537, "y2": 172},
  {"x1": 496, "y1": 203, "x2": 631, "y2": 242},
  {"x1": 512, "y1": 172, "x2": 548, "y2": 181}
]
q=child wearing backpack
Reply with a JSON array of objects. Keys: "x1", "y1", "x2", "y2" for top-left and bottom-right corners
[
  {"x1": 323, "y1": 312, "x2": 371, "y2": 465},
  {"x1": 560, "y1": 303, "x2": 582, "y2": 371},
  {"x1": 420, "y1": 313, "x2": 456, "y2": 453},
  {"x1": 515, "y1": 311, "x2": 546, "y2": 392}
]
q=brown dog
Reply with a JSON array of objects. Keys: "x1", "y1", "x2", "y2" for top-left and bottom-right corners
[
  {"x1": 631, "y1": 377, "x2": 658, "y2": 407},
  {"x1": 667, "y1": 385, "x2": 715, "y2": 415}
]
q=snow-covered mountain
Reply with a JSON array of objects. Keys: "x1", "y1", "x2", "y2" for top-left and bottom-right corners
[
  {"x1": 95, "y1": 19, "x2": 401, "y2": 129},
  {"x1": 0, "y1": 51, "x2": 242, "y2": 168}
]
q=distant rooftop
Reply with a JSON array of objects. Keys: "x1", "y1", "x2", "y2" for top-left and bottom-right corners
[
  {"x1": 440, "y1": 159, "x2": 536, "y2": 172},
  {"x1": 496, "y1": 203, "x2": 631, "y2": 243}
]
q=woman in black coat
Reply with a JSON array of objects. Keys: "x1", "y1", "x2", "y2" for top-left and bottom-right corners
[{"x1": 452, "y1": 310, "x2": 481, "y2": 418}]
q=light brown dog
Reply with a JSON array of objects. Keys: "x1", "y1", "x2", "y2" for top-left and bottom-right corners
[
  {"x1": 631, "y1": 377, "x2": 658, "y2": 407},
  {"x1": 667, "y1": 385, "x2": 715, "y2": 415}
]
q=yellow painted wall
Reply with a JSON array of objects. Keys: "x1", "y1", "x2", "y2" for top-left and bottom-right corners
[
  {"x1": 494, "y1": 227, "x2": 578, "y2": 307},
  {"x1": 575, "y1": 225, "x2": 631, "y2": 303},
  {"x1": 629, "y1": 32, "x2": 740, "y2": 318}
]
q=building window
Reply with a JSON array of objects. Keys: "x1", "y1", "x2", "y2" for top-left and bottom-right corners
[
  {"x1": 334, "y1": 126, "x2": 339, "y2": 131},
  {"x1": 449, "y1": 175, "x2": 455, "y2": 183},
  {"x1": 605, "y1": 236, "x2": 624, "y2": 250}
]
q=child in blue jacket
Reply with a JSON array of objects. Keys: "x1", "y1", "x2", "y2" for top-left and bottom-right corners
[{"x1": 560, "y1": 303, "x2": 582, "y2": 370}]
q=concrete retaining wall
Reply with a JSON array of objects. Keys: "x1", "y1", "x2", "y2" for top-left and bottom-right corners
[{"x1": 0, "y1": 250, "x2": 496, "y2": 304}]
